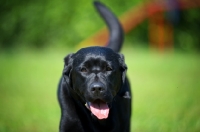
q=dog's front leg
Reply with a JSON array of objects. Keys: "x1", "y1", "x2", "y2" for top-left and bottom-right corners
[{"x1": 58, "y1": 82, "x2": 84, "y2": 132}]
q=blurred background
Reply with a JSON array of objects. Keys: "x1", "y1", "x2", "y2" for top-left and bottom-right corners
[{"x1": 0, "y1": 0, "x2": 200, "y2": 131}]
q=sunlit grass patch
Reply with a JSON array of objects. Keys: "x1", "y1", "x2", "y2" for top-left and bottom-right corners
[{"x1": 0, "y1": 47, "x2": 200, "y2": 132}]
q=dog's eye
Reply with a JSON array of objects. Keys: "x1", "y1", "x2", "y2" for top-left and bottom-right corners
[
  {"x1": 106, "y1": 66, "x2": 112, "y2": 71},
  {"x1": 80, "y1": 67, "x2": 87, "y2": 72}
]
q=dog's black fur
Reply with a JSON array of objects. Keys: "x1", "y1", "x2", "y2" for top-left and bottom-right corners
[{"x1": 58, "y1": 1, "x2": 131, "y2": 132}]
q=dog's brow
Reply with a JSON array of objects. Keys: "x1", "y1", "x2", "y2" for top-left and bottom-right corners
[{"x1": 81, "y1": 57, "x2": 113, "y2": 69}]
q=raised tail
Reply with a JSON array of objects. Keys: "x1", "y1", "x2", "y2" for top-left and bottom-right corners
[{"x1": 94, "y1": 1, "x2": 124, "y2": 52}]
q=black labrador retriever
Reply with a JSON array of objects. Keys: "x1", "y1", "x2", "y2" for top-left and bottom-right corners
[{"x1": 58, "y1": 1, "x2": 131, "y2": 132}]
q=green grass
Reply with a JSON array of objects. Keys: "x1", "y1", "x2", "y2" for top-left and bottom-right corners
[{"x1": 0, "y1": 47, "x2": 200, "y2": 132}]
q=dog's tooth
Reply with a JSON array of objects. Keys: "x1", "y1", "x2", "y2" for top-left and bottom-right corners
[{"x1": 85, "y1": 102, "x2": 90, "y2": 110}]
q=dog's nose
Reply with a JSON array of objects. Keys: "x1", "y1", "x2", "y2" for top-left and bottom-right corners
[{"x1": 90, "y1": 82, "x2": 105, "y2": 95}]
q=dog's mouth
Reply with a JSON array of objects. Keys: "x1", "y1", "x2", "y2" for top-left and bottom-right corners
[{"x1": 85, "y1": 99, "x2": 109, "y2": 120}]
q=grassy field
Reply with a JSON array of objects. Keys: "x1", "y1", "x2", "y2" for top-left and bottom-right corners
[{"x1": 0, "y1": 47, "x2": 200, "y2": 132}]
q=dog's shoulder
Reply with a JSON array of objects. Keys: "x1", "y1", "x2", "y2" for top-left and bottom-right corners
[{"x1": 58, "y1": 77, "x2": 87, "y2": 132}]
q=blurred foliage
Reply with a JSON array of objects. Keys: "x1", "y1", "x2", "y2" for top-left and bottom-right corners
[
  {"x1": 0, "y1": 0, "x2": 200, "y2": 51},
  {"x1": 0, "y1": 0, "x2": 141, "y2": 49},
  {"x1": 174, "y1": 8, "x2": 200, "y2": 52}
]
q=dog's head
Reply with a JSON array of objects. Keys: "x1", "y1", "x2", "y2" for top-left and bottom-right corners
[{"x1": 63, "y1": 46, "x2": 127, "y2": 119}]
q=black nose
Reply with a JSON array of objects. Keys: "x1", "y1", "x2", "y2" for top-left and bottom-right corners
[{"x1": 90, "y1": 82, "x2": 105, "y2": 95}]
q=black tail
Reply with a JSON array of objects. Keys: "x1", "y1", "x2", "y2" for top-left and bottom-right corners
[{"x1": 94, "y1": 1, "x2": 124, "y2": 52}]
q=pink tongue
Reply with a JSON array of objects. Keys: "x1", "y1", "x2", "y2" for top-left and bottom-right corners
[{"x1": 90, "y1": 100, "x2": 109, "y2": 119}]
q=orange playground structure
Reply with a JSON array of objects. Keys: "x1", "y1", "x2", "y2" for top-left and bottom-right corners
[{"x1": 77, "y1": 0, "x2": 200, "y2": 51}]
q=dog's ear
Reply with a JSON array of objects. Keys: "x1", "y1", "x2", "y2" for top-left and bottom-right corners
[
  {"x1": 118, "y1": 53, "x2": 131, "y2": 99},
  {"x1": 118, "y1": 53, "x2": 127, "y2": 83},
  {"x1": 63, "y1": 53, "x2": 74, "y2": 85}
]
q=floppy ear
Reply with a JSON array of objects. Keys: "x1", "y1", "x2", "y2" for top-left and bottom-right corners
[
  {"x1": 118, "y1": 53, "x2": 127, "y2": 84},
  {"x1": 63, "y1": 53, "x2": 74, "y2": 85},
  {"x1": 118, "y1": 53, "x2": 131, "y2": 99}
]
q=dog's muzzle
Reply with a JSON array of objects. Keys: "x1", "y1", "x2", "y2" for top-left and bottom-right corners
[{"x1": 85, "y1": 82, "x2": 110, "y2": 119}]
